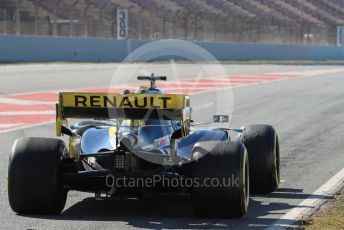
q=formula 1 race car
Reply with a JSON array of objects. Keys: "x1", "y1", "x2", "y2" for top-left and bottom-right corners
[{"x1": 8, "y1": 74, "x2": 280, "y2": 218}]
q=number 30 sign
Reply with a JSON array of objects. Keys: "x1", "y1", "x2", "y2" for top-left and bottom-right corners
[{"x1": 117, "y1": 9, "x2": 128, "y2": 40}]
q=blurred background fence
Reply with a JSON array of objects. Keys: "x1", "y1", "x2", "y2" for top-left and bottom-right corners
[{"x1": 0, "y1": 0, "x2": 343, "y2": 45}]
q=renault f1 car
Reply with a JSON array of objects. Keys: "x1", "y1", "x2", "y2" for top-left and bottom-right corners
[{"x1": 8, "y1": 74, "x2": 280, "y2": 218}]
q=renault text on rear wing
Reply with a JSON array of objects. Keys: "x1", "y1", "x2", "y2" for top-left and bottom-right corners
[{"x1": 56, "y1": 92, "x2": 190, "y2": 136}]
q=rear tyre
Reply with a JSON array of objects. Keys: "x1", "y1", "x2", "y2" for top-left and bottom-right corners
[
  {"x1": 8, "y1": 137, "x2": 67, "y2": 214},
  {"x1": 241, "y1": 124, "x2": 280, "y2": 194},
  {"x1": 191, "y1": 141, "x2": 249, "y2": 218}
]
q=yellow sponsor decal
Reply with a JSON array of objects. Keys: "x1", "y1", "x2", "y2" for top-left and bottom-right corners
[
  {"x1": 108, "y1": 127, "x2": 117, "y2": 138},
  {"x1": 61, "y1": 92, "x2": 185, "y2": 110}
]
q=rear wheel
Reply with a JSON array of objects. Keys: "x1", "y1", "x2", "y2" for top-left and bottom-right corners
[
  {"x1": 191, "y1": 141, "x2": 249, "y2": 218},
  {"x1": 241, "y1": 124, "x2": 280, "y2": 193},
  {"x1": 8, "y1": 137, "x2": 67, "y2": 214}
]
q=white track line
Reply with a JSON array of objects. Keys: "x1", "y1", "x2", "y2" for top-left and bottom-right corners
[
  {"x1": 0, "y1": 98, "x2": 54, "y2": 105},
  {"x1": 0, "y1": 120, "x2": 55, "y2": 133},
  {"x1": 0, "y1": 123, "x2": 24, "y2": 128},
  {"x1": 192, "y1": 68, "x2": 344, "y2": 96},
  {"x1": 0, "y1": 111, "x2": 55, "y2": 115},
  {"x1": 268, "y1": 167, "x2": 344, "y2": 229}
]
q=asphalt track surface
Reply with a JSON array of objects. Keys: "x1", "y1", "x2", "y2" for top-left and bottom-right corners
[{"x1": 0, "y1": 64, "x2": 344, "y2": 229}]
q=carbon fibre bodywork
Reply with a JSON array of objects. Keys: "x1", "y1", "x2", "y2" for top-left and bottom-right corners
[{"x1": 79, "y1": 125, "x2": 229, "y2": 160}]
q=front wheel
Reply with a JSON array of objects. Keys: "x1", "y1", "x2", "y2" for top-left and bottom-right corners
[
  {"x1": 191, "y1": 141, "x2": 249, "y2": 218},
  {"x1": 8, "y1": 137, "x2": 67, "y2": 214}
]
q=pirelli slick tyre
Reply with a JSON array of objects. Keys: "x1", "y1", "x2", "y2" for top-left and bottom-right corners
[
  {"x1": 191, "y1": 141, "x2": 249, "y2": 218},
  {"x1": 8, "y1": 137, "x2": 67, "y2": 214},
  {"x1": 241, "y1": 124, "x2": 280, "y2": 194}
]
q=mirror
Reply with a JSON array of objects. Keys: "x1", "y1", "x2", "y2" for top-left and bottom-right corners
[{"x1": 213, "y1": 115, "x2": 229, "y2": 123}]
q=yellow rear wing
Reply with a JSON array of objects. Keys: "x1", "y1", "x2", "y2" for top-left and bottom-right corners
[{"x1": 56, "y1": 92, "x2": 191, "y2": 136}]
